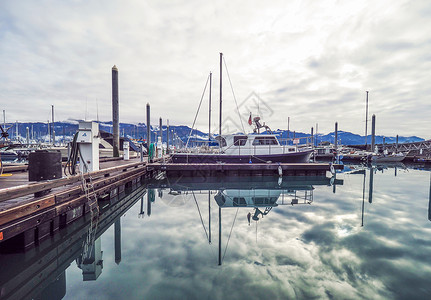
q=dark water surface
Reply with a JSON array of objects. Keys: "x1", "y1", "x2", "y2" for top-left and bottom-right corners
[{"x1": 1, "y1": 165, "x2": 431, "y2": 299}]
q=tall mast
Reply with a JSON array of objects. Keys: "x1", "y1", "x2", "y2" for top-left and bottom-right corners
[
  {"x1": 209, "y1": 72, "x2": 212, "y2": 141},
  {"x1": 219, "y1": 53, "x2": 223, "y2": 136},
  {"x1": 365, "y1": 91, "x2": 369, "y2": 148}
]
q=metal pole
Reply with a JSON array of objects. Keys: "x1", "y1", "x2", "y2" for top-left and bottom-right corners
[
  {"x1": 287, "y1": 117, "x2": 290, "y2": 144},
  {"x1": 112, "y1": 65, "x2": 120, "y2": 157},
  {"x1": 47, "y1": 120, "x2": 51, "y2": 144},
  {"x1": 159, "y1": 117, "x2": 162, "y2": 144},
  {"x1": 52, "y1": 105, "x2": 55, "y2": 145},
  {"x1": 365, "y1": 91, "x2": 369, "y2": 149},
  {"x1": 219, "y1": 53, "x2": 223, "y2": 136},
  {"x1": 209, "y1": 72, "x2": 212, "y2": 141},
  {"x1": 311, "y1": 127, "x2": 313, "y2": 147},
  {"x1": 26, "y1": 127, "x2": 29, "y2": 146},
  {"x1": 167, "y1": 120, "x2": 170, "y2": 154},
  {"x1": 2, "y1": 110, "x2": 5, "y2": 133}
]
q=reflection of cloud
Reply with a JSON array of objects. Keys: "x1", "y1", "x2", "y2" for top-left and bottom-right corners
[{"x1": 63, "y1": 169, "x2": 431, "y2": 299}]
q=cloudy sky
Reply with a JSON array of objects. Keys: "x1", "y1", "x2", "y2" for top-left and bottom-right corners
[{"x1": 1, "y1": 0, "x2": 430, "y2": 138}]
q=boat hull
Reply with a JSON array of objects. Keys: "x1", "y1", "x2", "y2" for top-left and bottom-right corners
[{"x1": 171, "y1": 150, "x2": 313, "y2": 164}]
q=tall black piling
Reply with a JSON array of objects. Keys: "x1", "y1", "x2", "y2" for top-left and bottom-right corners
[
  {"x1": 371, "y1": 114, "x2": 376, "y2": 152},
  {"x1": 112, "y1": 65, "x2": 120, "y2": 157}
]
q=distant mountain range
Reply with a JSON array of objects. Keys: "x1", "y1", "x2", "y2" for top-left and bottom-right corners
[{"x1": 3, "y1": 120, "x2": 425, "y2": 145}]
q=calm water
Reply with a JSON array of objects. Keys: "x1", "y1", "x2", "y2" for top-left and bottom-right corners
[{"x1": 1, "y1": 164, "x2": 431, "y2": 299}]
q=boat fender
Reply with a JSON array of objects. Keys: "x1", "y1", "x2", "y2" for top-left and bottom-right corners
[{"x1": 278, "y1": 163, "x2": 282, "y2": 177}]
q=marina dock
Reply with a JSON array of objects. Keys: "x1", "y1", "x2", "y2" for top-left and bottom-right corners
[{"x1": 0, "y1": 156, "x2": 340, "y2": 250}]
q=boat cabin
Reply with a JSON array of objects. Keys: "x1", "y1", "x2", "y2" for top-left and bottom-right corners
[{"x1": 216, "y1": 134, "x2": 297, "y2": 155}]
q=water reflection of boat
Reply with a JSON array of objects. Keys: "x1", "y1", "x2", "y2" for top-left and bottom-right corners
[
  {"x1": 215, "y1": 189, "x2": 281, "y2": 208},
  {"x1": 372, "y1": 152, "x2": 405, "y2": 163}
]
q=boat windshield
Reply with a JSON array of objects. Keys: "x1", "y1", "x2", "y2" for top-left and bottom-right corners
[
  {"x1": 233, "y1": 136, "x2": 247, "y2": 146},
  {"x1": 216, "y1": 136, "x2": 227, "y2": 147},
  {"x1": 252, "y1": 136, "x2": 278, "y2": 146}
]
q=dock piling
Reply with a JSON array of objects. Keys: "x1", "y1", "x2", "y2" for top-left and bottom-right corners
[{"x1": 112, "y1": 65, "x2": 120, "y2": 157}]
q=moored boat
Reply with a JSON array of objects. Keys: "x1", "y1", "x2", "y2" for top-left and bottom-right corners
[{"x1": 171, "y1": 118, "x2": 313, "y2": 164}]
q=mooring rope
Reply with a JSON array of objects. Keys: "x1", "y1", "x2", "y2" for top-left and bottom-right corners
[{"x1": 223, "y1": 56, "x2": 245, "y2": 133}]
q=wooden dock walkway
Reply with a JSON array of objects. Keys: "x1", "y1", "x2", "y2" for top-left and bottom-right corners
[{"x1": 0, "y1": 157, "x2": 155, "y2": 248}]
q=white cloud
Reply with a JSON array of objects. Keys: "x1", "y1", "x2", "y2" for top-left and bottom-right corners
[{"x1": 0, "y1": 0, "x2": 430, "y2": 138}]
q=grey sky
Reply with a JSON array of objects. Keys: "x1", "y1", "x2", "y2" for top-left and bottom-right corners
[{"x1": 1, "y1": 0, "x2": 430, "y2": 138}]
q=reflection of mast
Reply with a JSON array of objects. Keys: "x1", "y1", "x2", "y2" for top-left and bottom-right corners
[
  {"x1": 208, "y1": 191, "x2": 211, "y2": 243},
  {"x1": 361, "y1": 169, "x2": 366, "y2": 227},
  {"x1": 369, "y1": 167, "x2": 374, "y2": 204},
  {"x1": 428, "y1": 173, "x2": 431, "y2": 221},
  {"x1": 147, "y1": 189, "x2": 153, "y2": 217},
  {"x1": 114, "y1": 218, "x2": 121, "y2": 265},
  {"x1": 139, "y1": 195, "x2": 145, "y2": 217},
  {"x1": 218, "y1": 207, "x2": 221, "y2": 266}
]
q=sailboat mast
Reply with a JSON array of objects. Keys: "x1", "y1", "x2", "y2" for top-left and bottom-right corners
[
  {"x1": 209, "y1": 72, "x2": 212, "y2": 141},
  {"x1": 219, "y1": 53, "x2": 223, "y2": 136},
  {"x1": 365, "y1": 91, "x2": 369, "y2": 148},
  {"x1": 52, "y1": 105, "x2": 55, "y2": 145}
]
